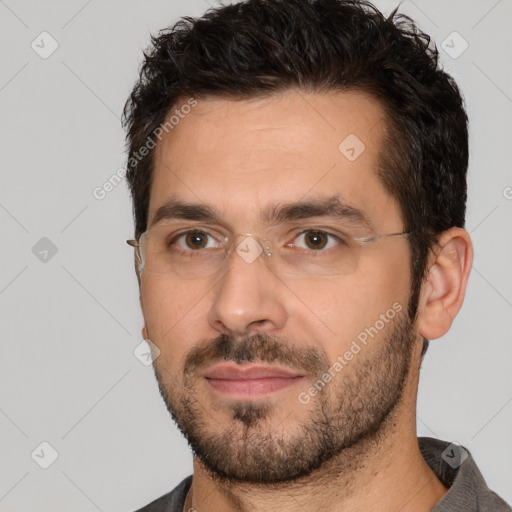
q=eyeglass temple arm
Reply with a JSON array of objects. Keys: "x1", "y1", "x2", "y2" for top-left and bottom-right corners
[
  {"x1": 126, "y1": 231, "x2": 411, "y2": 247},
  {"x1": 354, "y1": 230, "x2": 411, "y2": 243}
]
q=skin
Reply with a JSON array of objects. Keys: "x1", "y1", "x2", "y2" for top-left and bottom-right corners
[{"x1": 138, "y1": 89, "x2": 473, "y2": 511}]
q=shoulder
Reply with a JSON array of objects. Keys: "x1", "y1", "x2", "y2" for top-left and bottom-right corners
[
  {"x1": 133, "y1": 475, "x2": 193, "y2": 512},
  {"x1": 419, "y1": 437, "x2": 511, "y2": 512}
]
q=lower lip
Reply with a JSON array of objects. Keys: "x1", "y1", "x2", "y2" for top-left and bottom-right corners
[{"x1": 205, "y1": 376, "x2": 305, "y2": 397}]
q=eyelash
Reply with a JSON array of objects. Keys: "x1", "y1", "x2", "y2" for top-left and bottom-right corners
[
  {"x1": 299, "y1": 229, "x2": 348, "y2": 248},
  {"x1": 167, "y1": 229, "x2": 346, "y2": 253}
]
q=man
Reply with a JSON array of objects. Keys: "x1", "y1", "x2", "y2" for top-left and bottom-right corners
[{"x1": 123, "y1": 0, "x2": 510, "y2": 510}]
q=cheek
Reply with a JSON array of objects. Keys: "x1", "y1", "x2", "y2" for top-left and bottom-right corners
[
  {"x1": 140, "y1": 277, "x2": 208, "y2": 350},
  {"x1": 307, "y1": 282, "x2": 377, "y2": 353},
  {"x1": 307, "y1": 261, "x2": 410, "y2": 359}
]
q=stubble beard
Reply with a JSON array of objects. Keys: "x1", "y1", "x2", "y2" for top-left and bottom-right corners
[{"x1": 153, "y1": 311, "x2": 415, "y2": 485}]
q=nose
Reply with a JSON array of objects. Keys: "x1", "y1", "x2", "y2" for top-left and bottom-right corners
[{"x1": 207, "y1": 235, "x2": 288, "y2": 338}]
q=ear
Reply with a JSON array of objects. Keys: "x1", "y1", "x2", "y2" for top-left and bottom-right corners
[
  {"x1": 139, "y1": 292, "x2": 149, "y2": 340},
  {"x1": 416, "y1": 228, "x2": 473, "y2": 340}
]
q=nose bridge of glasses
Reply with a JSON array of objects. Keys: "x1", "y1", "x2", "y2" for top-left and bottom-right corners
[{"x1": 228, "y1": 232, "x2": 272, "y2": 265}]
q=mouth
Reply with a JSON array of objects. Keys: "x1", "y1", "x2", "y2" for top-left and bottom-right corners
[{"x1": 202, "y1": 363, "x2": 306, "y2": 398}]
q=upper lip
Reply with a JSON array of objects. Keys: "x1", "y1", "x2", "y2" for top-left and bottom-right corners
[{"x1": 203, "y1": 363, "x2": 305, "y2": 380}]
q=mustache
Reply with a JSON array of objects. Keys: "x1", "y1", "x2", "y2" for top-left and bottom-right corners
[{"x1": 183, "y1": 332, "x2": 329, "y2": 378}]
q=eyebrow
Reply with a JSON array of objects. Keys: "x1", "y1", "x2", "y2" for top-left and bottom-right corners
[{"x1": 149, "y1": 195, "x2": 373, "y2": 230}]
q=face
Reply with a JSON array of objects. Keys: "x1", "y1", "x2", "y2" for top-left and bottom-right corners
[{"x1": 139, "y1": 89, "x2": 418, "y2": 483}]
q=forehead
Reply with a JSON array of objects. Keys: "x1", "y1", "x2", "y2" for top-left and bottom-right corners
[{"x1": 150, "y1": 89, "x2": 401, "y2": 230}]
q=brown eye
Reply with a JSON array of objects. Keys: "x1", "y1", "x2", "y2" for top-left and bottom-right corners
[
  {"x1": 304, "y1": 231, "x2": 329, "y2": 250},
  {"x1": 184, "y1": 231, "x2": 209, "y2": 250}
]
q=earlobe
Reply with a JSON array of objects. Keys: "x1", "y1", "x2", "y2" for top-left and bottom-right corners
[
  {"x1": 417, "y1": 228, "x2": 473, "y2": 340},
  {"x1": 139, "y1": 293, "x2": 149, "y2": 341}
]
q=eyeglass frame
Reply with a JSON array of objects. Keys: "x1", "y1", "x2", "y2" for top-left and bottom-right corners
[{"x1": 126, "y1": 227, "x2": 411, "y2": 276}]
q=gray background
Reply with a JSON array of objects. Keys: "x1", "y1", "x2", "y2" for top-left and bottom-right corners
[{"x1": 0, "y1": 0, "x2": 511, "y2": 510}]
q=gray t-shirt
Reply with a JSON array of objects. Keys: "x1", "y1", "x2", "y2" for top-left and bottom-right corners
[{"x1": 134, "y1": 437, "x2": 511, "y2": 511}]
